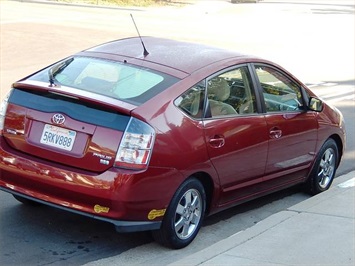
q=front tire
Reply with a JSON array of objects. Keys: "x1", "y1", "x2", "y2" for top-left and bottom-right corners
[
  {"x1": 152, "y1": 177, "x2": 206, "y2": 249},
  {"x1": 305, "y1": 139, "x2": 338, "y2": 195}
]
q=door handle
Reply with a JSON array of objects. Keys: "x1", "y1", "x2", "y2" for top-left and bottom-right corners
[
  {"x1": 269, "y1": 127, "x2": 282, "y2": 139},
  {"x1": 209, "y1": 135, "x2": 225, "y2": 148}
]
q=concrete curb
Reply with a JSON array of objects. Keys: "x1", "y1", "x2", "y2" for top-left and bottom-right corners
[
  {"x1": 169, "y1": 211, "x2": 299, "y2": 265},
  {"x1": 169, "y1": 171, "x2": 355, "y2": 266}
]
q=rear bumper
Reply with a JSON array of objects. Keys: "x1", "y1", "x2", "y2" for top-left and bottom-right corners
[
  {"x1": 0, "y1": 187, "x2": 161, "y2": 233},
  {"x1": 0, "y1": 136, "x2": 182, "y2": 231},
  {"x1": 0, "y1": 187, "x2": 161, "y2": 232}
]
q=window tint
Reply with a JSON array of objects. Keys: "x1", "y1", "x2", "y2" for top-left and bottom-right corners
[
  {"x1": 175, "y1": 81, "x2": 205, "y2": 119},
  {"x1": 29, "y1": 57, "x2": 179, "y2": 106},
  {"x1": 255, "y1": 65, "x2": 304, "y2": 112},
  {"x1": 207, "y1": 66, "x2": 257, "y2": 117}
]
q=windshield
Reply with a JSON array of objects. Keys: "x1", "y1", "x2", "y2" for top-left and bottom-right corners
[{"x1": 29, "y1": 56, "x2": 179, "y2": 105}]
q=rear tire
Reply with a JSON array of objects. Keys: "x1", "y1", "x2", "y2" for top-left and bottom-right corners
[
  {"x1": 305, "y1": 139, "x2": 338, "y2": 195},
  {"x1": 152, "y1": 177, "x2": 206, "y2": 249}
]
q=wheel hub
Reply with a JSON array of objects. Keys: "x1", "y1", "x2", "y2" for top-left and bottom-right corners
[{"x1": 183, "y1": 204, "x2": 194, "y2": 221}]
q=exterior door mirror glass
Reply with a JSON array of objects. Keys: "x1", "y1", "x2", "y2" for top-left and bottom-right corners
[{"x1": 308, "y1": 97, "x2": 323, "y2": 112}]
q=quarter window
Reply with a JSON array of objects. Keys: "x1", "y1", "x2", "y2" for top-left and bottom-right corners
[
  {"x1": 175, "y1": 81, "x2": 205, "y2": 119},
  {"x1": 255, "y1": 65, "x2": 304, "y2": 112}
]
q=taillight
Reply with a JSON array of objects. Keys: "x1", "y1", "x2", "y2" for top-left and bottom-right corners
[
  {"x1": 114, "y1": 117, "x2": 155, "y2": 170},
  {"x1": 0, "y1": 89, "x2": 12, "y2": 135}
]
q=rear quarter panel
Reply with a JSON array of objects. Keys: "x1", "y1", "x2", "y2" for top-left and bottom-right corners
[{"x1": 132, "y1": 78, "x2": 222, "y2": 211}]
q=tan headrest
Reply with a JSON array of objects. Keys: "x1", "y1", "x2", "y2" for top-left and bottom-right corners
[{"x1": 208, "y1": 78, "x2": 230, "y2": 102}]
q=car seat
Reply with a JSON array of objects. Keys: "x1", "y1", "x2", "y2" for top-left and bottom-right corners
[{"x1": 208, "y1": 78, "x2": 237, "y2": 117}]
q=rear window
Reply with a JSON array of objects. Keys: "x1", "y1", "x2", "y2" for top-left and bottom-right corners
[{"x1": 29, "y1": 56, "x2": 179, "y2": 105}]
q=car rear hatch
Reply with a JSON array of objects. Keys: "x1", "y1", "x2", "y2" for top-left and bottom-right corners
[
  {"x1": 3, "y1": 82, "x2": 132, "y2": 172},
  {"x1": 1, "y1": 55, "x2": 180, "y2": 172}
]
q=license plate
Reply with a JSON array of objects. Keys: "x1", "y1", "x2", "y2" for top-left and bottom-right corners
[{"x1": 40, "y1": 124, "x2": 76, "y2": 151}]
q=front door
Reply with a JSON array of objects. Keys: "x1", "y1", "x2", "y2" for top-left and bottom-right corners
[{"x1": 253, "y1": 64, "x2": 318, "y2": 184}]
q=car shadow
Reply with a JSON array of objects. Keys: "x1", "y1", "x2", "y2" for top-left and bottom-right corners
[
  {"x1": 203, "y1": 184, "x2": 308, "y2": 226},
  {"x1": 0, "y1": 198, "x2": 152, "y2": 265}
]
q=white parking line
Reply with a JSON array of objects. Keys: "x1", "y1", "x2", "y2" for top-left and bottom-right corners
[
  {"x1": 310, "y1": 83, "x2": 355, "y2": 103},
  {"x1": 338, "y1": 177, "x2": 355, "y2": 188},
  {"x1": 327, "y1": 94, "x2": 355, "y2": 103},
  {"x1": 321, "y1": 88, "x2": 354, "y2": 99}
]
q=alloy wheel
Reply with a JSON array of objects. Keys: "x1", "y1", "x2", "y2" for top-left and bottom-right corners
[
  {"x1": 318, "y1": 148, "x2": 336, "y2": 189},
  {"x1": 174, "y1": 189, "x2": 202, "y2": 240}
]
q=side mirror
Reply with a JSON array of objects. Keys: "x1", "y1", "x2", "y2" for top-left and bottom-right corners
[{"x1": 308, "y1": 97, "x2": 323, "y2": 112}]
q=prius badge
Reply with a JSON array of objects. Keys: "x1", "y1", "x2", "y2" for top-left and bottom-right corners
[{"x1": 52, "y1": 113, "x2": 66, "y2": 125}]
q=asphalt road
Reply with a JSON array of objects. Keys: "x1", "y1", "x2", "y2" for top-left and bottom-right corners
[{"x1": 0, "y1": 0, "x2": 354, "y2": 265}]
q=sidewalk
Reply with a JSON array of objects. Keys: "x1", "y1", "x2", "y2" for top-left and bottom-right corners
[{"x1": 170, "y1": 171, "x2": 355, "y2": 266}]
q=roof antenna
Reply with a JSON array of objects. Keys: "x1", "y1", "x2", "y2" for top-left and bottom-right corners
[{"x1": 130, "y1": 14, "x2": 149, "y2": 57}]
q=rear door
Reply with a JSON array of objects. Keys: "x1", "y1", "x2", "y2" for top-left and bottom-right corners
[
  {"x1": 202, "y1": 65, "x2": 269, "y2": 205},
  {"x1": 252, "y1": 64, "x2": 318, "y2": 182}
]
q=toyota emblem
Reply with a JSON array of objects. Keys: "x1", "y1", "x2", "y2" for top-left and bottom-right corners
[{"x1": 52, "y1": 114, "x2": 66, "y2": 125}]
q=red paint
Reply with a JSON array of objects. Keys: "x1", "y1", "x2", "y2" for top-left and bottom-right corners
[{"x1": 0, "y1": 37, "x2": 346, "y2": 232}]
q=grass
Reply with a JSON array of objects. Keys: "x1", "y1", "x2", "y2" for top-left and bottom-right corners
[{"x1": 52, "y1": 0, "x2": 185, "y2": 7}]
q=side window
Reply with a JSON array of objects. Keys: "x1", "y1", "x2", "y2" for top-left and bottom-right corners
[
  {"x1": 255, "y1": 65, "x2": 304, "y2": 112},
  {"x1": 207, "y1": 66, "x2": 257, "y2": 117},
  {"x1": 175, "y1": 81, "x2": 205, "y2": 119}
]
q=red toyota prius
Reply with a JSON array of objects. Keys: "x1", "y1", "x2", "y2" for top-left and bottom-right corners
[{"x1": 0, "y1": 37, "x2": 345, "y2": 249}]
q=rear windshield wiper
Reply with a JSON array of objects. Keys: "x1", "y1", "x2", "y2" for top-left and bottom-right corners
[{"x1": 48, "y1": 57, "x2": 74, "y2": 86}]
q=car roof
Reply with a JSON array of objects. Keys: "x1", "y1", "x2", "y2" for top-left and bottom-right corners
[{"x1": 84, "y1": 37, "x2": 250, "y2": 75}]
